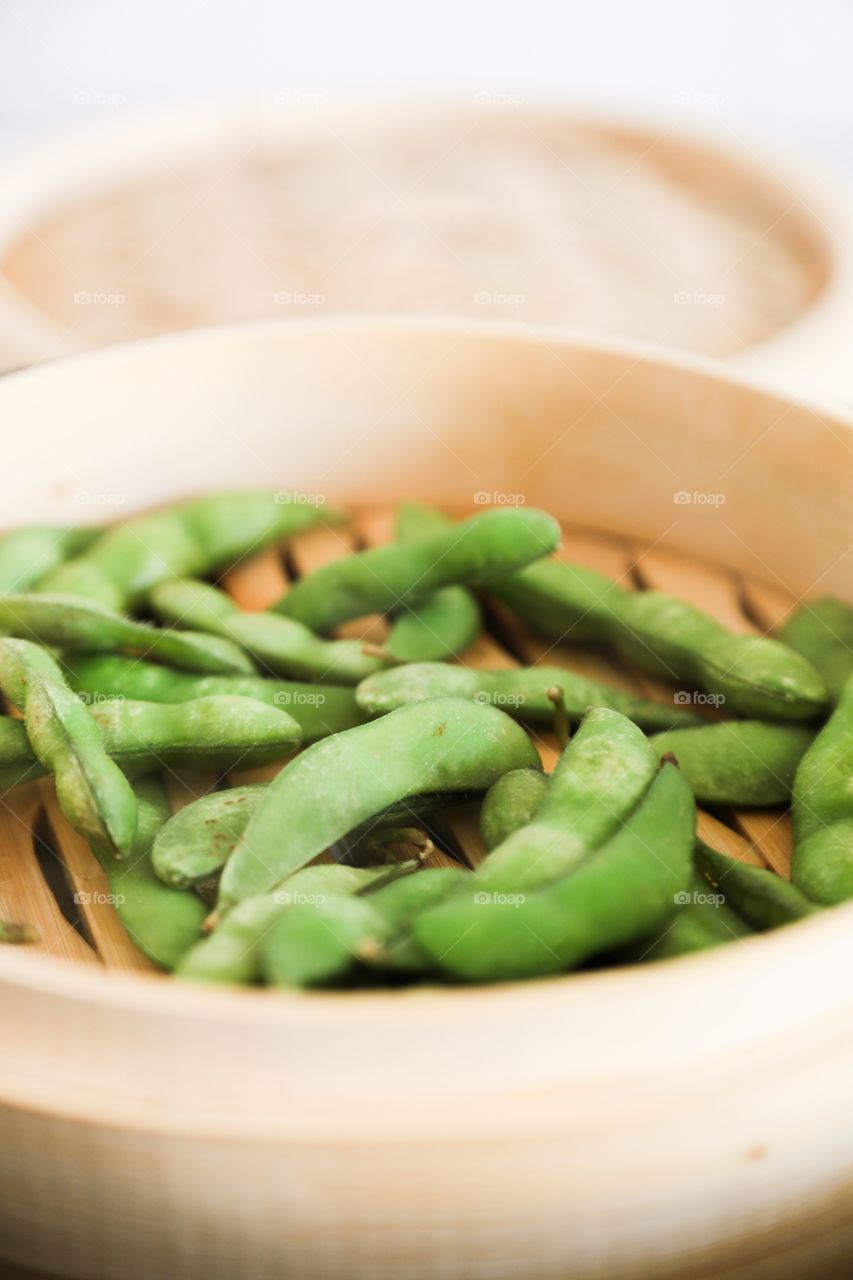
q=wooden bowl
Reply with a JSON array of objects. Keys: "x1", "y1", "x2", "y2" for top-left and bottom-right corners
[
  {"x1": 0, "y1": 321, "x2": 851, "y2": 1280},
  {"x1": 1, "y1": 99, "x2": 852, "y2": 395}
]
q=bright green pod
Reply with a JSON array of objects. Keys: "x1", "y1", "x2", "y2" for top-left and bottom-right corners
[
  {"x1": 650, "y1": 721, "x2": 815, "y2": 807},
  {"x1": 778, "y1": 597, "x2": 853, "y2": 706},
  {"x1": 0, "y1": 593, "x2": 254, "y2": 674},
  {"x1": 39, "y1": 491, "x2": 336, "y2": 610},
  {"x1": 696, "y1": 841, "x2": 818, "y2": 930},
  {"x1": 216, "y1": 698, "x2": 541, "y2": 913},
  {"x1": 149, "y1": 578, "x2": 386, "y2": 684},
  {"x1": 630, "y1": 869, "x2": 753, "y2": 960},
  {"x1": 0, "y1": 638, "x2": 138, "y2": 859},
  {"x1": 152, "y1": 784, "x2": 266, "y2": 889},
  {"x1": 489, "y1": 557, "x2": 623, "y2": 643},
  {"x1": 413, "y1": 762, "x2": 695, "y2": 981},
  {"x1": 792, "y1": 676, "x2": 853, "y2": 904},
  {"x1": 479, "y1": 768, "x2": 549, "y2": 850},
  {"x1": 356, "y1": 661, "x2": 702, "y2": 730},
  {"x1": 0, "y1": 525, "x2": 97, "y2": 592},
  {"x1": 63, "y1": 652, "x2": 364, "y2": 742},
  {"x1": 275, "y1": 508, "x2": 561, "y2": 631}
]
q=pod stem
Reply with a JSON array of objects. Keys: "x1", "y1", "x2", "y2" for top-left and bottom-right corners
[{"x1": 546, "y1": 685, "x2": 571, "y2": 750}]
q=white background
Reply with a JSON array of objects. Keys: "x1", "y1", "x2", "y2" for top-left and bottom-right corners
[{"x1": 0, "y1": 0, "x2": 851, "y2": 180}]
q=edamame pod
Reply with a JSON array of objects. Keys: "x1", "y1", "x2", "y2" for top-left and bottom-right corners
[
  {"x1": 177, "y1": 863, "x2": 402, "y2": 984},
  {"x1": 630, "y1": 869, "x2": 753, "y2": 960},
  {"x1": 696, "y1": 840, "x2": 818, "y2": 930},
  {"x1": 0, "y1": 525, "x2": 97, "y2": 592},
  {"x1": 384, "y1": 503, "x2": 481, "y2": 661},
  {"x1": 356, "y1": 661, "x2": 702, "y2": 730},
  {"x1": 0, "y1": 638, "x2": 138, "y2": 858},
  {"x1": 275, "y1": 508, "x2": 561, "y2": 631},
  {"x1": 0, "y1": 695, "x2": 302, "y2": 791},
  {"x1": 216, "y1": 698, "x2": 541, "y2": 912},
  {"x1": 491, "y1": 559, "x2": 828, "y2": 721},
  {"x1": 97, "y1": 775, "x2": 207, "y2": 968},
  {"x1": 473, "y1": 708, "x2": 657, "y2": 892},
  {"x1": 152, "y1": 784, "x2": 265, "y2": 889},
  {"x1": 64, "y1": 653, "x2": 364, "y2": 742},
  {"x1": 39, "y1": 491, "x2": 335, "y2": 610},
  {"x1": 0, "y1": 593, "x2": 254, "y2": 674},
  {"x1": 778, "y1": 597, "x2": 853, "y2": 706},
  {"x1": 413, "y1": 762, "x2": 695, "y2": 981},
  {"x1": 792, "y1": 676, "x2": 853, "y2": 904},
  {"x1": 149, "y1": 577, "x2": 386, "y2": 684},
  {"x1": 650, "y1": 722, "x2": 815, "y2": 807},
  {"x1": 479, "y1": 768, "x2": 549, "y2": 850},
  {"x1": 261, "y1": 867, "x2": 466, "y2": 987}
]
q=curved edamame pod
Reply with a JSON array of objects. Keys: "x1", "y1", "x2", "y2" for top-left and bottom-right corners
[
  {"x1": 778, "y1": 597, "x2": 853, "y2": 706},
  {"x1": 491, "y1": 560, "x2": 828, "y2": 721},
  {"x1": 479, "y1": 768, "x2": 549, "y2": 850},
  {"x1": 38, "y1": 491, "x2": 336, "y2": 610},
  {"x1": 0, "y1": 638, "x2": 138, "y2": 858},
  {"x1": 629, "y1": 869, "x2": 753, "y2": 960},
  {"x1": 261, "y1": 867, "x2": 466, "y2": 987},
  {"x1": 177, "y1": 863, "x2": 405, "y2": 984},
  {"x1": 216, "y1": 698, "x2": 541, "y2": 912},
  {"x1": 383, "y1": 503, "x2": 481, "y2": 661},
  {"x1": 412, "y1": 761, "x2": 695, "y2": 981},
  {"x1": 0, "y1": 593, "x2": 254, "y2": 674},
  {"x1": 63, "y1": 653, "x2": 364, "y2": 742},
  {"x1": 152, "y1": 784, "x2": 266, "y2": 889},
  {"x1": 0, "y1": 526, "x2": 97, "y2": 592},
  {"x1": 650, "y1": 722, "x2": 815, "y2": 807},
  {"x1": 274, "y1": 508, "x2": 561, "y2": 631},
  {"x1": 696, "y1": 840, "x2": 818, "y2": 930},
  {"x1": 149, "y1": 578, "x2": 387, "y2": 684},
  {"x1": 356, "y1": 661, "x2": 702, "y2": 730},
  {"x1": 472, "y1": 708, "x2": 657, "y2": 892},
  {"x1": 0, "y1": 694, "x2": 302, "y2": 791},
  {"x1": 96, "y1": 775, "x2": 207, "y2": 969},
  {"x1": 792, "y1": 675, "x2": 853, "y2": 904}
]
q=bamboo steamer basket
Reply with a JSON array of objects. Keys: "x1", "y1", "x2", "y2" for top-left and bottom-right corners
[
  {"x1": 0, "y1": 320, "x2": 851, "y2": 1280},
  {"x1": 0, "y1": 99, "x2": 852, "y2": 396}
]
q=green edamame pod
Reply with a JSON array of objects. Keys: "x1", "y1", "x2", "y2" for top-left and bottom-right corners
[
  {"x1": 0, "y1": 638, "x2": 138, "y2": 858},
  {"x1": 0, "y1": 593, "x2": 254, "y2": 674},
  {"x1": 491, "y1": 559, "x2": 827, "y2": 721},
  {"x1": 97, "y1": 775, "x2": 207, "y2": 969},
  {"x1": 356, "y1": 662, "x2": 702, "y2": 731},
  {"x1": 650, "y1": 722, "x2": 815, "y2": 807},
  {"x1": 64, "y1": 653, "x2": 364, "y2": 742},
  {"x1": 0, "y1": 525, "x2": 97, "y2": 592},
  {"x1": 0, "y1": 695, "x2": 302, "y2": 792},
  {"x1": 413, "y1": 761, "x2": 695, "y2": 981},
  {"x1": 384, "y1": 503, "x2": 481, "y2": 661},
  {"x1": 631, "y1": 869, "x2": 753, "y2": 960},
  {"x1": 473, "y1": 708, "x2": 657, "y2": 892},
  {"x1": 275, "y1": 508, "x2": 561, "y2": 631},
  {"x1": 149, "y1": 578, "x2": 386, "y2": 684},
  {"x1": 792, "y1": 676, "x2": 853, "y2": 904},
  {"x1": 479, "y1": 768, "x2": 549, "y2": 850},
  {"x1": 696, "y1": 841, "x2": 818, "y2": 930},
  {"x1": 216, "y1": 698, "x2": 541, "y2": 912},
  {"x1": 261, "y1": 867, "x2": 466, "y2": 987},
  {"x1": 39, "y1": 491, "x2": 336, "y2": 610},
  {"x1": 177, "y1": 863, "x2": 402, "y2": 984},
  {"x1": 152, "y1": 784, "x2": 265, "y2": 889},
  {"x1": 778, "y1": 597, "x2": 853, "y2": 706}
]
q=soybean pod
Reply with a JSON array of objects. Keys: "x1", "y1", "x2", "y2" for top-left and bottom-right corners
[
  {"x1": 778, "y1": 597, "x2": 853, "y2": 706},
  {"x1": 650, "y1": 721, "x2": 815, "y2": 807},
  {"x1": 696, "y1": 840, "x2": 818, "y2": 930},
  {"x1": 479, "y1": 768, "x2": 549, "y2": 850},
  {"x1": 0, "y1": 525, "x2": 97, "y2": 592},
  {"x1": 792, "y1": 675, "x2": 853, "y2": 904}
]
